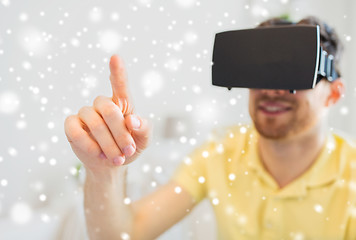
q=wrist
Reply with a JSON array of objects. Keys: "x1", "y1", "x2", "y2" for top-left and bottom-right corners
[{"x1": 85, "y1": 165, "x2": 128, "y2": 184}]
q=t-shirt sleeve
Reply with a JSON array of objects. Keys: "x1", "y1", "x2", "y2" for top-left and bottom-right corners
[
  {"x1": 345, "y1": 204, "x2": 356, "y2": 239},
  {"x1": 170, "y1": 142, "x2": 213, "y2": 204}
]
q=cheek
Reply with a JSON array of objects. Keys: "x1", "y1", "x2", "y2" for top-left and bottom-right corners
[
  {"x1": 248, "y1": 92, "x2": 258, "y2": 116},
  {"x1": 248, "y1": 91, "x2": 254, "y2": 111},
  {"x1": 296, "y1": 96, "x2": 322, "y2": 121}
]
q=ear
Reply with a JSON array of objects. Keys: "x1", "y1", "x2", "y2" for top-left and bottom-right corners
[{"x1": 325, "y1": 78, "x2": 344, "y2": 107}]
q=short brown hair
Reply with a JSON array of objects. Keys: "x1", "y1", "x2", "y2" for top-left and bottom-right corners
[{"x1": 257, "y1": 16, "x2": 343, "y2": 77}]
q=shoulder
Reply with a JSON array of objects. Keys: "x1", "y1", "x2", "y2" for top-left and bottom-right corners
[
  {"x1": 332, "y1": 130, "x2": 356, "y2": 154},
  {"x1": 331, "y1": 130, "x2": 356, "y2": 175}
]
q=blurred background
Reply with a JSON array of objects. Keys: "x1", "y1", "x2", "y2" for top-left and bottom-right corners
[{"x1": 0, "y1": 0, "x2": 355, "y2": 239}]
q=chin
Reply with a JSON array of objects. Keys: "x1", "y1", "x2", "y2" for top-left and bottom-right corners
[
  {"x1": 256, "y1": 127, "x2": 290, "y2": 140},
  {"x1": 253, "y1": 120, "x2": 294, "y2": 140}
]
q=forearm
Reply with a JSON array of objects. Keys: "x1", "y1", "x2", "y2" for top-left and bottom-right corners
[
  {"x1": 84, "y1": 166, "x2": 134, "y2": 240},
  {"x1": 64, "y1": 54, "x2": 152, "y2": 239}
]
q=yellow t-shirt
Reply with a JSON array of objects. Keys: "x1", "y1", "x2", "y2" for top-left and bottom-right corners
[{"x1": 171, "y1": 125, "x2": 356, "y2": 240}]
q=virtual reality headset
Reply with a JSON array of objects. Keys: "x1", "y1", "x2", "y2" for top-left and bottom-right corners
[{"x1": 212, "y1": 25, "x2": 339, "y2": 93}]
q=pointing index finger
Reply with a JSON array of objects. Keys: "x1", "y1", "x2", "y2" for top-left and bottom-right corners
[
  {"x1": 109, "y1": 55, "x2": 133, "y2": 116},
  {"x1": 109, "y1": 55, "x2": 129, "y2": 103}
]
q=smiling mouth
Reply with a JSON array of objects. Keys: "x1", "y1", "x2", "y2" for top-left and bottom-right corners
[{"x1": 258, "y1": 104, "x2": 292, "y2": 115}]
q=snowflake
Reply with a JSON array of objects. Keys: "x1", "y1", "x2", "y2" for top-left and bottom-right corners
[
  {"x1": 41, "y1": 214, "x2": 50, "y2": 223},
  {"x1": 19, "y1": 13, "x2": 28, "y2": 22},
  {"x1": 174, "y1": 186, "x2": 182, "y2": 194},
  {"x1": 198, "y1": 176, "x2": 205, "y2": 183},
  {"x1": 175, "y1": 0, "x2": 197, "y2": 8},
  {"x1": 16, "y1": 120, "x2": 27, "y2": 129},
  {"x1": 228, "y1": 173, "x2": 236, "y2": 181},
  {"x1": 70, "y1": 38, "x2": 80, "y2": 47},
  {"x1": 39, "y1": 194, "x2": 47, "y2": 202},
  {"x1": 98, "y1": 30, "x2": 122, "y2": 52},
  {"x1": 0, "y1": 91, "x2": 20, "y2": 114},
  {"x1": 155, "y1": 166, "x2": 162, "y2": 173},
  {"x1": 110, "y1": 12, "x2": 120, "y2": 21},
  {"x1": 1, "y1": 179, "x2": 8, "y2": 187},
  {"x1": 185, "y1": 104, "x2": 193, "y2": 112},
  {"x1": 164, "y1": 58, "x2": 182, "y2": 71},
  {"x1": 8, "y1": 147, "x2": 18, "y2": 156},
  {"x1": 89, "y1": 7, "x2": 102, "y2": 22},
  {"x1": 184, "y1": 31, "x2": 198, "y2": 45},
  {"x1": 212, "y1": 198, "x2": 219, "y2": 205},
  {"x1": 141, "y1": 70, "x2": 163, "y2": 97},
  {"x1": 10, "y1": 202, "x2": 33, "y2": 224},
  {"x1": 1, "y1": 0, "x2": 10, "y2": 7},
  {"x1": 121, "y1": 232, "x2": 130, "y2": 240},
  {"x1": 240, "y1": 126, "x2": 247, "y2": 134},
  {"x1": 314, "y1": 204, "x2": 323, "y2": 213},
  {"x1": 179, "y1": 136, "x2": 187, "y2": 143},
  {"x1": 202, "y1": 151, "x2": 209, "y2": 158},
  {"x1": 123, "y1": 197, "x2": 131, "y2": 205}
]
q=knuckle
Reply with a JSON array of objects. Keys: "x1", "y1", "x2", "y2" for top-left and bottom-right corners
[
  {"x1": 93, "y1": 95, "x2": 108, "y2": 106},
  {"x1": 101, "y1": 104, "x2": 118, "y2": 119},
  {"x1": 64, "y1": 115, "x2": 75, "y2": 130},
  {"x1": 90, "y1": 120, "x2": 106, "y2": 133},
  {"x1": 64, "y1": 116, "x2": 81, "y2": 141},
  {"x1": 66, "y1": 131, "x2": 84, "y2": 144},
  {"x1": 69, "y1": 130, "x2": 84, "y2": 143},
  {"x1": 78, "y1": 106, "x2": 92, "y2": 117}
]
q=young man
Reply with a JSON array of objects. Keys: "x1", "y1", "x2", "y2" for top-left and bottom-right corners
[{"x1": 64, "y1": 16, "x2": 356, "y2": 239}]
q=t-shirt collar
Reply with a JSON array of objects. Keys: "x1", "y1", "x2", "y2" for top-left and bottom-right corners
[{"x1": 245, "y1": 127, "x2": 339, "y2": 198}]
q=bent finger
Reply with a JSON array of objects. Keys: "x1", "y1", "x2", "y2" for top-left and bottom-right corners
[
  {"x1": 64, "y1": 115, "x2": 102, "y2": 158},
  {"x1": 78, "y1": 106, "x2": 125, "y2": 165},
  {"x1": 93, "y1": 96, "x2": 136, "y2": 158}
]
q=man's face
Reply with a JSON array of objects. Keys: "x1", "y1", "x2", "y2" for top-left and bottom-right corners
[{"x1": 248, "y1": 82, "x2": 331, "y2": 140}]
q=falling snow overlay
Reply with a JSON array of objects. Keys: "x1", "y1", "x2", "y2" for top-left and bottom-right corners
[{"x1": 0, "y1": 0, "x2": 355, "y2": 240}]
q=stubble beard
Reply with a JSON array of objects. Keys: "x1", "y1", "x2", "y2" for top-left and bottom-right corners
[
  {"x1": 251, "y1": 97, "x2": 309, "y2": 140},
  {"x1": 253, "y1": 114, "x2": 297, "y2": 140}
]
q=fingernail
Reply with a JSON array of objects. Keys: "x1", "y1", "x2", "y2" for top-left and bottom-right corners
[
  {"x1": 123, "y1": 145, "x2": 135, "y2": 157},
  {"x1": 113, "y1": 156, "x2": 125, "y2": 166},
  {"x1": 131, "y1": 115, "x2": 141, "y2": 129}
]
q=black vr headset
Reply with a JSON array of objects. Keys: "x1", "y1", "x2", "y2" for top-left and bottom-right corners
[{"x1": 212, "y1": 25, "x2": 339, "y2": 93}]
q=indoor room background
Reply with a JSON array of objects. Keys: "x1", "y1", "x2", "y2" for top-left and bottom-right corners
[{"x1": 0, "y1": 0, "x2": 355, "y2": 239}]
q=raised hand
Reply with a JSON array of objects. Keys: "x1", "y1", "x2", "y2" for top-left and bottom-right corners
[{"x1": 64, "y1": 55, "x2": 150, "y2": 172}]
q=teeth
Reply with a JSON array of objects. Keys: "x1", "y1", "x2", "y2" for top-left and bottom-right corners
[{"x1": 264, "y1": 106, "x2": 285, "y2": 112}]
